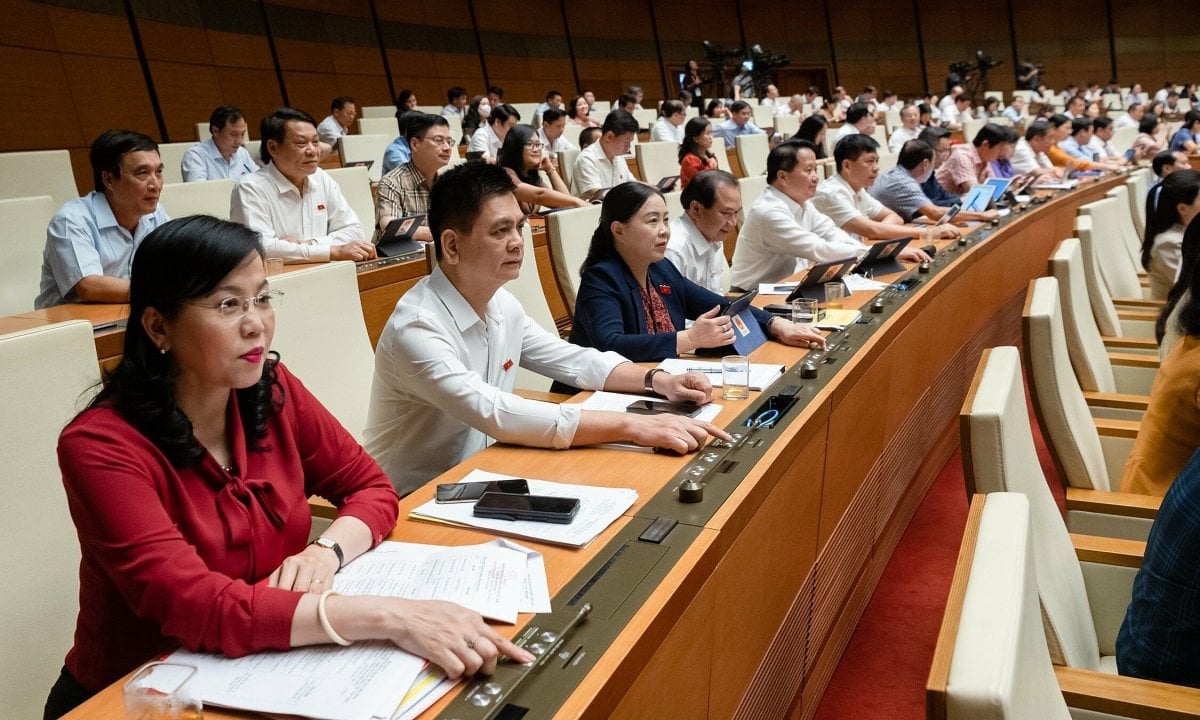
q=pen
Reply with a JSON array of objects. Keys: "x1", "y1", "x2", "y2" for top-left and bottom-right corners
[{"x1": 685, "y1": 367, "x2": 722, "y2": 373}]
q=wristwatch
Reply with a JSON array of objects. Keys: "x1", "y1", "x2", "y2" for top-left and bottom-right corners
[
  {"x1": 644, "y1": 368, "x2": 667, "y2": 396},
  {"x1": 310, "y1": 536, "x2": 344, "y2": 571}
]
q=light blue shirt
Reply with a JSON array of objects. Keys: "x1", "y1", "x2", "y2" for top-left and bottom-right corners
[
  {"x1": 35, "y1": 191, "x2": 170, "y2": 308},
  {"x1": 1058, "y1": 135, "x2": 1094, "y2": 161},
  {"x1": 1002, "y1": 106, "x2": 1023, "y2": 125},
  {"x1": 382, "y1": 136, "x2": 411, "y2": 175},
  {"x1": 180, "y1": 138, "x2": 259, "y2": 182},
  {"x1": 711, "y1": 118, "x2": 765, "y2": 147}
]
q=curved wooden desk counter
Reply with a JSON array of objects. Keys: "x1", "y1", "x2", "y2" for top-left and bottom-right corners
[{"x1": 59, "y1": 176, "x2": 1124, "y2": 720}]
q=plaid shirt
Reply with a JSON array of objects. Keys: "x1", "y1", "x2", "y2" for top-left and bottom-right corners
[
  {"x1": 374, "y1": 161, "x2": 430, "y2": 235},
  {"x1": 1117, "y1": 446, "x2": 1200, "y2": 687}
]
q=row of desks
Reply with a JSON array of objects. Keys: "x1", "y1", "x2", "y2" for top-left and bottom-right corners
[{"x1": 38, "y1": 175, "x2": 1126, "y2": 719}]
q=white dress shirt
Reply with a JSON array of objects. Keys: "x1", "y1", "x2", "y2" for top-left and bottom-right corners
[
  {"x1": 887, "y1": 125, "x2": 921, "y2": 154},
  {"x1": 364, "y1": 266, "x2": 626, "y2": 494},
  {"x1": 180, "y1": 138, "x2": 259, "y2": 182},
  {"x1": 572, "y1": 141, "x2": 635, "y2": 200},
  {"x1": 1113, "y1": 113, "x2": 1139, "y2": 130},
  {"x1": 468, "y1": 123, "x2": 503, "y2": 159},
  {"x1": 1011, "y1": 137, "x2": 1042, "y2": 174},
  {"x1": 229, "y1": 162, "x2": 363, "y2": 262},
  {"x1": 650, "y1": 117, "x2": 686, "y2": 144},
  {"x1": 316, "y1": 115, "x2": 347, "y2": 146},
  {"x1": 833, "y1": 124, "x2": 861, "y2": 144},
  {"x1": 811, "y1": 173, "x2": 886, "y2": 239},
  {"x1": 537, "y1": 127, "x2": 576, "y2": 157},
  {"x1": 665, "y1": 214, "x2": 727, "y2": 294},
  {"x1": 730, "y1": 185, "x2": 867, "y2": 290},
  {"x1": 1087, "y1": 135, "x2": 1120, "y2": 159}
]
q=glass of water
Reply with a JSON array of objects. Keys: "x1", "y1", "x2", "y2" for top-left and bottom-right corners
[
  {"x1": 790, "y1": 297, "x2": 818, "y2": 324},
  {"x1": 722, "y1": 355, "x2": 750, "y2": 400},
  {"x1": 124, "y1": 662, "x2": 202, "y2": 719}
]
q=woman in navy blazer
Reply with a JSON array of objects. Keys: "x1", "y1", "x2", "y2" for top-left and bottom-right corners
[{"x1": 568, "y1": 182, "x2": 826, "y2": 363}]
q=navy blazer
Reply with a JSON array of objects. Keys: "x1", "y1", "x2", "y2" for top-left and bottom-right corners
[{"x1": 567, "y1": 257, "x2": 775, "y2": 362}]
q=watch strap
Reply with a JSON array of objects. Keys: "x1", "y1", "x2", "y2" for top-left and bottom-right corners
[
  {"x1": 644, "y1": 368, "x2": 667, "y2": 396},
  {"x1": 311, "y1": 536, "x2": 344, "y2": 571}
]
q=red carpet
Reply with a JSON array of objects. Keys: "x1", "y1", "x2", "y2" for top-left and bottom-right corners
[{"x1": 812, "y1": 387, "x2": 1064, "y2": 719}]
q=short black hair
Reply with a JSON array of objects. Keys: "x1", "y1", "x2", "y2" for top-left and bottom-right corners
[
  {"x1": 1092, "y1": 116, "x2": 1113, "y2": 131},
  {"x1": 542, "y1": 107, "x2": 566, "y2": 125},
  {"x1": 545, "y1": 89, "x2": 562, "y2": 101},
  {"x1": 844, "y1": 102, "x2": 870, "y2": 125},
  {"x1": 618, "y1": 93, "x2": 637, "y2": 109},
  {"x1": 833, "y1": 132, "x2": 879, "y2": 172},
  {"x1": 660, "y1": 100, "x2": 686, "y2": 118},
  {"x1": 972, "y1": 122, "x2": 1012, "y2": 148},
  {"x1": 918, "y1": 126, "x2": 951, "y2": 147},
  {"x1": 1070, "y1": 117, "x2": 1092, "y2": 136},
  {"x1": 767, "y1": 139, "x2": 817, "y2": 184},
  {"x1": 1185, "y1": 109, "x2": 1200, "y2": 129},
  {"x1": 489, "y1": 103, "x2": 521, "y2": 127},
  {"x1": 260, "y1": 107, "x2": 317, "y2": 164},
  {"x1": 447, "y1": 86, "x2": 467, "y2": 103},
  {"x1": 90, "y1": 129, "x2": 159, "y2": 193},
  {"x1": 602, "y1": 110, "x2": 639, "y2": 136},
  {"x1": 405, "y1": 113, "x2": 449, "y2": 143},
  {"x1": 897, "y1": 139, "x2": 933, "y2": 170},
  {"x1": 680, "y1": 169, "x2": 738, "y2": 210},
  {"x1": 1049, "y1": 114, "x2": 1071, "y2": 129},
  {"x1": 330, "y1": 95, "x2": 355, "y2": 112},
  {"x1": 729, "y1": 100, "x2": 751, "y2": 114},
  {"x1": 1025, "y1": 120, "x2": 1051, "y2": 141},
  {"x1": 208, "y1": 106, "x2": 244, "y2": 134},
  {"x1": 1139, "y1": 113, "x2": 1160, "y2": 135},
  {"x1": 427, "y1": 162, "x2": 516, "y2": 261},
  {"x1": 1153, "y1": 149, "x2": 1182, "y2": 177},
  {"x1": 957, "y1": 94, "x2": 974, "y2": 105},
  {"x1": 487, "y1": 85, "x2": 504, "y2": 97},
  {"x1": 579, "y1": 127, "x2": 602, "y2": 147}
]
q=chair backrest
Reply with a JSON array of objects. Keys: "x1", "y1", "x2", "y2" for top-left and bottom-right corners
[
  {"x1": 1077, "y1": 200, "x2": 1142, "y2": 299},
  {"x1": 1048, "y1": 238, "x2": 1118, "y2": 394},
  {"x1": 775, "y1": 114, "x2": 800, "y2": 138},
  {"x1": 157, "y1": 142, "x2": 197, "y2": 185},
  {"x1": 546, "y1": 203, "x2": 603, "y2": 314},
  {"x1": 158, "y1": 178, "x2": 236, "y2": 221},
  {"x1": 961, "y1": 346, "x2": 1102, "y2": 670},
  {"x1": 685, "y1": 106, "x2": 699, "y2": 120},
  {"x1": 506, "y1": 224, "x2": 557, "y2": 392},
  {"x1": 876, "y1": 152, "x2": 898, "y2": 173},
  {"x1": 358, "y1": 117, "x2": 399, "y2": 136},
  {"x1": 632, "y1": 108, "x2": 657, "y2": 130},
  {"x1": 662, "y1": 190, "x2": 684, "y2": 220},
  {"x1": 324, "y1": 166, "x2": 376, "y2": 234},
  {"x1": 414, "y1": 105, "x2": 444, "y2": 116},
  {"x1": 984, "y1": 90, "x2": 1004, "y2": 102},
  {"x1": 870, "y1": 125, "x2": 888, "y2": 147},
  {"x1": 736, "y1": 133, "x2": 769, "y2": 177},
  {"x1": 635, "y1": 141, "x2": 682, "y2": 184},
  {"x1": 938, "y1": 493, "x2": 1073, "y2": 720},
  {"x1": 360, "y1": 105, "x2": 397, "y2": 119},
  {"x1": 1012, "y1": 90, "x2": 1034, "y2": 101},
  {"x1": 1071, "y1": 216, "x2": 1125, "y2": 338},
  {"x1": 1022, "y1": 277, "x2": 1112, "y2": 491},
  {"x1": 0, "y1": 320, "x2": 101, "y2": 719},
  {"x1": 1125, "y1": 168, "x2": 1150, "y2": 236},
  {"x1": 558, "y1": 147, "x2": 581, "y2": 189},
  {"x1": 509, "y1": 103, "x2": 539, "y2": 124},
  {"x1": 589, "y1": 100, "x2": 612, "y2": 119},
  {"x1": 0, "y1": 149, "x2": 79, "y2": 208},
  {"x1": 752, "y1": 105, "x2": 775, "y2": 129},
  {"x1": 737, "y1": 175, "x2": 768, "y2": 225},
  {"x1": 194, "y1": 122, "x2": 249, "y2": 144},
  {"x1": 0, "y1": 195, "x2": 55, "y2": 315},
  {"x1": 244, "y1": 140, "x2": 262, "y2": 166},
  {"x1": 1103, "y1": 185, "x2": 1146, "y2": 269},
  {"x1": 1101, "y1": 93, "x2": 1123, "y2": 110},
  {"x1": 1111, "y1": 125, "x2": 1137, "y2": 156},
  {"x1": 337, "y1": 134, "x2": 392, "y2": 183},
  {"x1": 962, "y1": 118, "x2": 987, "y2": 142},
  {"x1": 882, "y1": 108, "x2": 901, "y2": 132},
  {"x1": 444, "y1": 115, "x2": 463, "y2": 146},
  {"x1": 561, "y1": 123, "x2": 583, "y2": 149},
  {"x1": 268, "y1": 262, "x2": 374, "y2": 440},
  {"x1": 710, "y1": 136, "x2": 733, "y2": 172}
]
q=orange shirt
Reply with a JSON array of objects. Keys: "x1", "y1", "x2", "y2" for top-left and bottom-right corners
[{"x1": 1120, "y1": 334, "x2": 1200, "y2": 496}]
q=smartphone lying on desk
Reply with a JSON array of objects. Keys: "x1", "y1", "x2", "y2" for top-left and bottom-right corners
[
  {"x1": 435, "y1": 478, "x2": 530, "y2": 503},
  {"x1": 473, "y1": 492, "x2": 580, "y2": 524},
  {"x1": 625, "y1": 399, "x2": 702, "y2": 417}
]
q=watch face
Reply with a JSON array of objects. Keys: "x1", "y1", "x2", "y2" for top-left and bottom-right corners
[{"x1": 315, "y1": 538, "x2": 334, "y2": 549}]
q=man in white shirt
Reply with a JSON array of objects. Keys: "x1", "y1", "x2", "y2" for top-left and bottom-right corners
[
  {"x1": 887, "y1": 104, "x2": 922, "y2": 154},
  {"x1": 938, "y1": 86, "x2": 963, "y2": 118},
  {"x1": 230, "y1": 107, "x2": 375, "y2": 263},
  {"x1": 364, "y1": 162, "x2": 727, "y2": 494},
  {"x1": 316, "y1": 96, "x2": 356, "y2": 147},
  {"x1": 730, "y1": 140, "x2": 869, "y2": 291},
  {"x1": 1010, "y1": 120, "x2": 1062, "y2": 178},
  {"x1": 1087, "y1": 116, "x2": 1123, "y2": 161},
  {"x1": 441, "y1": 86, "x2": 467, "y2": 119},
  {"x1": 573, "y1": 110, "x2": 639, "y2": 200},
  {"x1": 468, "y1": 103, "x2": 520, "y2": 162},
  {"x1": 1001, "y1": 96, "x2": 1026, "y2": 127},
  {"x1": 537, "y1": 108, "x2": 576, "y2": 170},
  {"x1": 651, "y1": 100, "x2": 687, "y2": 143},
  {"x1": 1114, "y1": 102, "x2": 1144, "y2": 130},
  {"x1": 812, "y1": 134, "x2": 946, "y2": 247},
  {"x1": 833, "y1": 102, "x2": 876, "y2": 144},
  {"x1": 534, "y1": 90, "x2": 563, "y2": 126},
  {"x1": 665, "y1": 170, "x2": 739, "y2": 294},
  {"x1": 941, "y1": 94, "x2": 973, "y2": 131},
  {"x1": 1063, "y1": 95, "x2": 1086, "y2": 120},
  {"x1": 759, "y1": 84, "x2": 781, "y2": 112},
  {"x1": 181, "y1": 106, "x2": 259, "y2": 182}
]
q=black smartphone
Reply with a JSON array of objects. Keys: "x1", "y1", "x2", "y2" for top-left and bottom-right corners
[
  {"x1": 435, "y1": 478, "x2": 530, "y2": 504},
  {"x1": 626, "y1": 399, "x2": 702, "y2": 417},
  {"x1": 473, "y1": 493, "x2": 581, "y2": 524},
  {"x1": 466, "y1": 150, "x2": 485, "y2": 161}
]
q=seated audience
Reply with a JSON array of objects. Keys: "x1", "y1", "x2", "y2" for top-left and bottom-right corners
[
  {"x1": 1010, "y1": 120, "x2": 1065, "y2": 178},
  {"x1": 1115, "y1": 102, "x2": 1144, "y2": 130},
  {"x1": 396, "y1": 90, "x2": 419, "y2": 113},
  {"x1": 1002, "y1": 96, "x2": 1026, "y2": 126},
  {"x1": 980, "y1": 96, "x2": 1001, "y2": 119},
  {"x1": 937, "y1": 86, "x2": 962, "y2": 118},
  {"x1": 486, "y1": 86, "x2": 504, "y2": 108},
  {"x1": 1047, "y1": 116, "x2": 1119, "y2": 171},
  {"x1": 1087, "y1": 116, "x2": 1123, "y2": 160},
  {"x1": 375, "y1": 113, "x2": 454, "y2": 243},
  {"x1": 706, "y1": 98, "x2": 730, "y2": 120},
  {"x1": 940, "y1": 94, "x2": 973, "y2": 131},
  {"x1": 759, "y1": 84, "x2": 782, "y2": 112},
  {"x1": 1141, "y1": 170, "x2": 1200, "y2": 299},
  {"x1": 666, "y1": 170, "x2": 739, "y2": 293},
  {"x1": 832, "y1": 102, "x2": 875, "y2": 143},
  {"x1": 567, "y1": 95, "x2": 600, "y2": 128},
  {"x1": 41, "y1": 215, "x2": 532, "y2": 719},
  {"x1": 1132, "y1": 113, "x2": 1165, "y2": 160},
  {"x1": 316, "y1": 95, "x2": 356, "y2": 147},
  {"x1": 363, "y1": 163, "x2": 729, "y2": 494},
  {"x1": 712, "y1": 101, "x2": 765, "y2": 146},
  {"x1": 1147, "y1": 150, "x2": 1194, "y2": 214},
  {"x1": 441, "y1": 85, "x2": 467, "y2": 119},
  {"x1": 783, "y1": 94, "x2": 806, "y2": 116},
  {"x1": 537, "y1": 107, "x2": 576, "y2": 169},
  {"x1": 1156, "y1": 217, "x2": 1200, "y2": 359},
  {"x1": 616, "y1": 93, "x2": 638, "y2": 114},
  {"x1": 181, "y1": 105, "x2": 258, "y2": 182},
  {"x1": 797, "y1": 115, "x2": 830, "y2": 159},
  {"x1": 678, "y1": 117, "x2": 720, "y2": 189},
  {"x1": 534, "y1": 90, "x2": 564, "y2": 126},
  {"x1": 468, "y1": 103, "x2": 520, "y2": 161},
  {"x1": 496, "y1": 124, "x2": 587, "y2": 213},
  {"x1": 230, "y1": 108, "x2": 373, "y2": 263},
  {"x1": 651, "y1": 100, "x2": 688, "y2": 143},
  {"x1": 579, "y1": 126, "x2": 601, "y2": 149},
  {"x1": 917, "y1": 127, "x2": 962, "y2": 205},
  {"x1": 381, "y1": 110, "x2": 422, "y2": 176},
  {"x1": 36, "y1": 130, "x2": 169, "y2": 308},
  {"x1": 1127, "y1": 83, "x2": 1148, "y2": 106},
  {"x1": 730, "y1": 140, "x2": 868, "y2": 291},
  {"x1": 1169, "y1": 110, "x2": 1200, "y2": 153},
  {"x1": 887, "y1": 104, "x2": 922, "y2": 154},
  {"x1": 936, "y1": 123, "x2": 1014, "y2": 194},
  {"x1": 627, "y1": 85, "x2": 645, "y2": 110},
  {"x1": 573, "y1": 110, "x2": 639, "y2": 201},
  {"x1": 463, "y1": 95, "x2": 490, "y2": 140},
  {"x1": 1063, "y1": 94, "x2": 1087, "y2": 119},
  {"x1": 870, "y1": 139, "x2": 998, "y2": 224},
  {"x1": 813, "y1": 134, "x2": 948, "y2": 246},
  {"x1": 567, "y1": 182, "x2": 825, "y2": 363}
]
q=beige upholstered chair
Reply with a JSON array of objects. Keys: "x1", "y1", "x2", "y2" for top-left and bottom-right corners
[
  {"x1": 774, "y1": 114, "x2": 800, "y2": 138},
  {"x1": 158, "y1": 178, "x2": 235, "y2": 221},
  {"x1": 509, "y1": 103, "x2": 538, "y2": 124},
  {"x1": 0, "y1": 149, "x2": 78, "y2": 208},
  {"x1": 882, "y1": 108, "x2": 901, "y2": 133},
  {"x1": 1126, "y1": 169, "x2": 1150, "y2": 237},
  {"x1": 662, "y1": 190, "x2": 684, "y2": 220},
  {"x1": 1023, "y1": 277, "x2": 1155, "y2": 540},
  {"x1": 157, "y1": 141, "x2": 197, "y2": 185},
  {"x1": 635, "y1": 141, "x2": 682, "y2": 185},
  {"x1": 268, "y1": 262, "x2": 374, "y2": 441},
  {"x1": 357, "y1": 117, "x2": 399, "y2": 136},
  {"x1": 876, "y1": 152, "x2": 898, "y2": 173},
  {"x1": 735, "y1": 133, "x2": 769, "y2": 177},
  {"x1": 1, "y1": 320, "x2": 101, "y2": 719},
  {"x1": 709, "y1": 136, "x2": 733, "y2": 173},
  {"x1": 961, "y1": 346, "x2": 1139, "y2": 674},
  {"x1": 737, "y1": 175, "x2": 767, "y2": 225},
  {"x1": 1074, "y1": 216, "x2": 1158, "y2": 338},
  {"x1": 632, "y1": 108, "x2": 657, "y2": 130},
  {"x1": 324, "y1": 166, "x2": 376, "y2": 236},
  {"x1": 869, "y1": 125, "x2": 888, "y2": 148},
  {"x1": 359, "y1": 105, "x2": 396, "y2": 119},
  {"x1": 337, "y1": 134, "x2": 392, "y2": 183},
  {"x1": 557, "y1": 147, "x2": 581, "y2": 191},
  {"x1": 0, "y1": 195, "x2": 55, "y2": 315},
  {"x1": 1104, "y1": 185, "x2": 1149, "y2": 271},
  {"x1": 1076, "y1": 199, "x2": 1153, "y2": 301},
  {"x1": 546, "y1": 203, "x2": 602, "y2": 315},
  {"x1": 962, "y1": 118, "x2": 986, "y2": 143},
  {"x1": 506, "y1": 224, "x2": 558, "y2": 393},
  {"x1": 751, "y1": 104, "x2": 775, "y2": 130}
]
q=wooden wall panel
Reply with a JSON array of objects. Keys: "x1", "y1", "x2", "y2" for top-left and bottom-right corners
[
  {"x1": 149, "y1": 61, "x2": 225, "y2": 142},
  {"x1": 0, "y1": 0, "x2": 58, "y2": 51},
  {"x1": 214, "y1": 67, "x2": 285, "y2": 135},
  {"x1": 566, "y1": 0, "x2": 657, "y2": 102},
  {"x1": 0, "y1": 46, "x2": 85, "y2": 151},
  {"x1": 1012, "y1": 0, "x2": 1110, "y2": 93},
  {"x1": 45, "y1": 3, "x2": 135, "y2": 58},
  {"x1": 919, "y1": 0, "x2": 1013, "y2": 96},
  {"x1": 740, "y1": 0, "x2": 831, "y2": 95},
  {"x1": 828, "y1": 0, "x2": 924, "y2": 98}
]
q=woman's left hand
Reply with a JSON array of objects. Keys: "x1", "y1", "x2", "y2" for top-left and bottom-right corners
[
  {"x1": 773, "y1": 320, "x2": 827, "y2": 349},
  {"x1": 269, "y1": 544, "x2": 341, "y2": 594}
]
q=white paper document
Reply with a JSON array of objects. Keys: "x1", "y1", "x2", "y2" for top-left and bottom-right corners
[
  {"x1": 576, "y1": 391, "x2": 723, "y2": 453},
  {"x1": 841, "y1": 273, "x2": 887, "y2": 292},
  {"x1": 410, "y1": 469, "x2": 637, "y2": 547},
  {"x1": 655, "y1": 358, "x2": 783, "y2": 390},
  {"x1": 757, "y1": 281, "x2": 799, "y2": 295}
]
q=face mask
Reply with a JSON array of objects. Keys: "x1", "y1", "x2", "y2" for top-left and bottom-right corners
[{"x1": 479, "y1": 101, "x2": 491, "y2": 118}]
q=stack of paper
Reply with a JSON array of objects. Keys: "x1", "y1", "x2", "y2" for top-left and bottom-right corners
[
  {"x1": 409, "y1": 469, "x2": 637, "y2": 547},
  {"x1": 655, "y1": 358, "x2": 783, "y2": 390},
  {"x1": 842, "y1": 273, "x2": 887, "y2": 292},
  {"x1": 814, "y1": 309, "x2": 862, "y2": 330}
]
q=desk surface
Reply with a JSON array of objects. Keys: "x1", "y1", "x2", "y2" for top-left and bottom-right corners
[{"x1": 50, "y1": 175, "x2": 1129, "y2": 720}]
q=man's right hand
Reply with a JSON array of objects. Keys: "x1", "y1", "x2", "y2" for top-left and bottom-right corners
[
  {"x1": 330, "y1": 241, "x2": 378, "y2": 262},
  {"x1": 623, "y1": 413, "x2": 731, "y2": 454}
]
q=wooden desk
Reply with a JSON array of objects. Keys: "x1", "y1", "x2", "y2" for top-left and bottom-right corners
[{"x1": 60, "y1": 176, "x2": 1125, "y2": 720}]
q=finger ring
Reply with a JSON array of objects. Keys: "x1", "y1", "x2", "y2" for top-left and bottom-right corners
[
  {"x1": 313, "y1": 578, "x2": 323, "y2": 584},
  {"x1": 467, "y1": 635, "x2": 482, "y2": 650}
]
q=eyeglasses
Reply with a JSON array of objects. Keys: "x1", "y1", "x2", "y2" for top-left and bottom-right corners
[
  {"x1": 525, "y1": 141, "x2": 545, "y2": 150},
  {"x1": 420, "y1": 135, "x2": 456, "y2": 147},
  {"x1": 186, "y1": 290, "x2": 284, "y2": 323}
]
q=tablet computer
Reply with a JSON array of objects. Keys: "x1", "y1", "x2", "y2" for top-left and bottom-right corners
[
  {"x1": 854, "y1": 236, "x2": 911, "y2": 276},
  {"x1": 934, "y1": 203, "x2": 962, "y2": 226},
  {"x1": 983, "y1": 177, "x2": 1014, "y2": 202},
  {"x1": 377, "y1": 214, "x2": 426, "y2": 258},
  {"x1": 784, "y1": 257, "x2": 858, "y2": 302},
  {"x1": 655, "y1": 175, "x2": 680, "y2": 192},
  {"x1": 720, "y1": 289, "x2": 767, "y2": 355},
  {"x1": 962, "y1": 184, "x2": 993, "y2": 213}
]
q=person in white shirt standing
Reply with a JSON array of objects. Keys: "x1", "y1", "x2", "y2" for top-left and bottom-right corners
[
  {"x1": 468, "y1": 103, "x2": 520, "y2": 162},
  {"x1": 651, "y1": 100, "x2": 688, "y2": 143},
  {"x1": 665, "y1": 169, "x2": 740, "y2": 294},
  {"x1": 230, "y1": 108, "x2": 375, "y2": 264},
  {"x1": 364, "y1": 162, "x2": 728, "y2": 494},
  {"x1": 316, "y1": 96, "x2": 356, "y2": 147},
  {"x1": 181, "y1": 106, "x2": 259, "y2": 182},
  {"x1": 573, "y1": 111, "x2": 639, "y2": 200}
]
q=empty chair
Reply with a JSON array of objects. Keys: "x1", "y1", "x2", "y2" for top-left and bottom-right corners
[
  {"x1": 338, "y1": 134, "x2": 392, "y2": 183},
  {"x1": 1, "y1": 320, "x2": 101, "y2": 719},
  {"x1": 635, "y1": 141, "x2": 682, "y2": 185},
  {"x1": 359, "y1": 105, "x2": 396, "y2": 119},
  {"x1": 509, "y1": 103, "x2": 538, "y2": 123},
  {"x1": 775, "y1": 114, "x2": 800, "y2": 138},
  {"x1": 737, "y1": 175, "x2": 767, "y2": 225},
  {"x1": 962, "y1": 118, "x2": 986, "y2": 142},
  {"x1": 158, "y1": 178, "x2": 235, "y2": 221},
  {"x1": 1102, "y1": 185, "x2": 1148, "y2": 271},
  {"x1": 557, "y1": 147, "x2": 581, "y2": 190},
  {"x1": 0, "y1": 195, "x2": 55, "y2": 315},
  {"x1": 1072, "y1": 217, "x2": 1156, "y2": 339},
  {"x1": 736, "y1": 133, "x2": 769, "y2": 177},
  {"x1": 358, "y1": 117, "x2": 400, "y2": 137},
  {"x1": 1075, "y1": 213, "x2": 1160, "y2": 329},
  {"x1": 751, "y1": 105, "x2": 775, "y2": 130},
  {"x1": 0, "y1": 149, "x2": 78, "y2": 207},
  {"x1": 1126, "y1": 167, "x2": 1151, "y2": 236},
  {"x1": 325, "y1": 166, "x2": 376, "y2": 236},
  {"x1": 268, "y1": 262, "x2": 374, "y2": 441},
  {"x1": 156, "y1": 142, "x2": 197, "y2": 185},
  {"x1": 546, "y1": 203, "x2": 603, "y2": 314},
  {"x1": 506, "y1": 224, "x2": 558, "y2": 392},
  {"x1": 1112, "y1": 125, "x2": 1139, "y2": 159},
  {"x1": 632, "y1": 108, "x2": 657, "y2": 131},
  {"x1": 710, "y1": 136, "x2": 733, "y2": 173}
]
